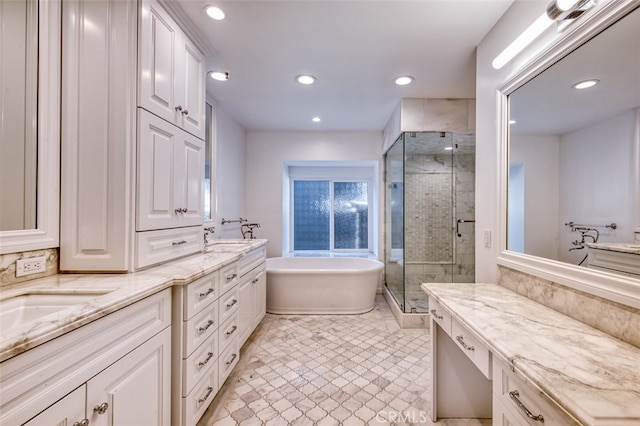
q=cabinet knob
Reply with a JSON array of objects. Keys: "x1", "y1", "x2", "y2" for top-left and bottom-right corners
[
  {"x1": 93, "y1": 402, "x2": 109, "y2": 415},
  {"x1": 175, "y1": 105, "x2": 183, "y2": 112},
  {"x1": 182, "y1": 109, "x2": 189, "y2": 116},
  {"x1": 73, "y1": 420, "x2": 90, "y2": 426}
]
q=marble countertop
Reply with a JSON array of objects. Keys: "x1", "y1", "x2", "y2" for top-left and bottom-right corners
[
  {"x1": 585, "y1": 242, "x2": 640, "y2": 255},
  {"x1": 0, "y1": 239, "x2": 267, "y2": 362},
  {"x1": 422, "y1": 283, "x2": 640, "y2": 425}
]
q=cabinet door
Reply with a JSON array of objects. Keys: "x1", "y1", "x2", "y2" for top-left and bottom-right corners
[
  {"x1": 138, "y1": 0, "x2": 178, "y2": 123},
  {"x1": 138, "y1": 110, "x2": 179, "y2": 231},
  {"x1": 173, "y1": 130, "x2": 205, "y2": 228},
  {"x1": 176, "y1": 34, "x2": 205, "y2": 139},
  {"x1": 24, "y1": 385, "x2": 86, "y2": 426},
  {"x1": 86, "y1": 328, "x2": 171, "y2": 426},
  {"x1": 253, "y1": 267, "x2": 266, "y2": 328},
  {"x1": 237, "y1": 277, "x2": 254, "y2": 346}
]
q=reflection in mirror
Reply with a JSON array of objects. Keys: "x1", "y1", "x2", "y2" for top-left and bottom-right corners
[
  {"x1": 204, "y1": 102, "x2": 213, "y2": 221},
  {"x1": 0, "y1": 0, "x2": 38, "y2": 231},
  {"x1": 507, "y1": 5, "x2": 640, "y2": 276}
]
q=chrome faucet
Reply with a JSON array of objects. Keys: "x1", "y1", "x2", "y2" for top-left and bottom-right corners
[
  {"x1": 204, "y1": 226, "x2": 215, "y2": 244},
  {"x1": 241, "y1": 223, "x2": 260, "y2": 239}
]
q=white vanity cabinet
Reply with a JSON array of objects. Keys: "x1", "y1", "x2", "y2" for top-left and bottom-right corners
[
  {"x1": 492, "y1": 358, "x2": 578, "y2": 426},
  {"x1": 172, "y1": 267, "x2": 239, "y2": 426},
  {"x1": 237, "y1": 247, "x2": 267, "y2": 347},
  {"x1": 0, "y1": 290, "x2": 172, "y2": 426},
  {"x1": 138, "y1": 0, "x2": 206, "y2": 140}
]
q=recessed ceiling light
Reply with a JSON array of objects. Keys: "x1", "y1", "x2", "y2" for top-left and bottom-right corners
[
  {"x1": 296, "y1": 75, "x2": 316, "y2": 85},
  {"x1": 204, "y1": 5, "x2": 225, "y2": 20},
  {"x1": 209, "y1": 71, "x2": 229, "y2": 81},
  {"x1": 394, "y1": 75, "x2": 414, "y2": 86},
  {"x1": 312, "y1": 117, "x2": 321, "y2": 123},
  {"x1": 444, "y1": 146, "x2": 453, "y2": 151},
  {"x1": 573, "y1": 79, "x2": 599, "y2": 89},
  {"x1": 509, "y1": 120, "x2": 517, "y2": 124}
]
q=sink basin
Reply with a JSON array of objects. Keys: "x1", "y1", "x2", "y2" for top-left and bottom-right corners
[{"x1": 0, "y1": 292, "x2": 109, "y2": 329}]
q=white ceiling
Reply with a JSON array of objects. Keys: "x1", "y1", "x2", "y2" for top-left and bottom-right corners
[{"x1": 174, "y1": 0, "x2": 515, "y2": 132}]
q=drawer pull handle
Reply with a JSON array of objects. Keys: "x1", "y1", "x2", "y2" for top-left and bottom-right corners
[
  {"x1": 226, "y1": 325, "x2": 238, "y2": 336},
  {"x1": 93, "y1": 402, "x2": 109, "y2": 415},
  {"x1": 430, "y1": 309, "x2": 443, "y2": 320},
  {"x1": 226, "y1": 299, "x2": 238, "y2": 308},
  {"x1": 198, "y1": 288, "x2": 215, "y2": 298},
  {"x1": 226, "y1": 353, "x2": 238, "y2": 366},
  {"x1": 455, "y1": 335, "x2": 475, "y2": 351},
  {"x1": 172, "y1": 240, "x2": 187, "y2": 246},
  {"x1": 198, "y1": 319, "x2": 215, "y2": 333},
  {"x1": 73, "y1": 420, "x2": 90, "y2": 426},
  {"x1": 197, "y1": 386, "x2": 214, "y2": 404},
  {"x1": 198, "y1": 351, "x2": 214, "y2": 368},
  {"x1": 509, "y1": 390, "x2": 545, "y2": 423},
  {"x1": 226, "y1": 273, "x2": 238, "y2": 281}
]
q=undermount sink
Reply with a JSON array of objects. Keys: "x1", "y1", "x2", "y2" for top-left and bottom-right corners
[{"x1": 0, "y1": 291, "x2": 109, "y2": 329}]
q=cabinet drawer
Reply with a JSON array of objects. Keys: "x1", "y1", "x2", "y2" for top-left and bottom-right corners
[
  {"x1": 219, "y1": 312, "x2": 239, "y2": 353},
  {"x1": 136, "y1": 226, "x2": 202, "y2": 269},
  {"x1": 184, "y1": 272, "x2": 219, "y2": 321},
  {"x1": 182, "y1": 363, "x2": 219, "y2": 426},
  {"x1": 183, "y1": 300, "x2": 218, "y2": 357},
  {"x1": 429, "y1": 298, "x2": 451, "y2": 335},
  {"x1": 218, "y1": 337, "x2": 239, "y2": 386},
  {"x1": 182, "y1": 333, "x2": 218, "y2": 396},
  {"x1": 451, "y1": 319, "x2": 491, "y2": 379},
  {"x1": 493, "y1": 359, "x2": 578, "y2": 425},
  {"x1": 219, "y1": 287, "x2": 239, "y2": 325},
  {"x1": 238, "y1": 247, "x2": 266, "y2": 277},
  {"x1": 219, "y1": 262, "x2": 239, "y2": 294}
]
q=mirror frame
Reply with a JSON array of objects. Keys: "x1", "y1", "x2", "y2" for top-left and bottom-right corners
[
  {"x1": 0, "y1": 0, "x2": 61, "y2": 255},
  {"x1": 496, "y1": 0, "x2": 640, "y2": 309}
]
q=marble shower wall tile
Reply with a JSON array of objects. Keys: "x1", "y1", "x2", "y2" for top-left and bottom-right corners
[
  {"x1": 0, "y1": 248, "x2": 58, "y2": 287},
  {"x1": 498, "y1": 266, "x2": 640, "y2": 348}
]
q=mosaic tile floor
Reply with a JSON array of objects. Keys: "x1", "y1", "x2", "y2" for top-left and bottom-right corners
[{"x1": 198, "y1": 296, "x2": 489, "y2": 425}]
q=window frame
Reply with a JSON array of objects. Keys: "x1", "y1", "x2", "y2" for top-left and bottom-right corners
[{"x1": 288, "y1": 165, "x2": 374, "y2": 255}]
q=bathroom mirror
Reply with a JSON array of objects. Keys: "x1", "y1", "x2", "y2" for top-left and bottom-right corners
[
  {"x1": 499, "y1": 2, "x2": 640, "y2": 307},
  {"x1": 0, "y1": 0, "x2": 61, "y2": 254}
]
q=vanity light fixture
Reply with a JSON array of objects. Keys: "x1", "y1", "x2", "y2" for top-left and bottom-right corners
[
  {"x1": 394, "y1": 75, "x2": 414, "y2": 86},
  {"x1": 204, "y1": 5, "x2": 225, "y2": 20},
  {"x1": 209, "y1": 71, "x2": 229, "y2": 81},
  {"x1": 296, "y1": 75, "x2": 316, "y2": 85},
  {"x1": 312, "y1": 117, "x2": 321, "y2": 123},
  {"x1": 492, "y1": 0, "x2": 596, "y2": 69},
  {"x1": 573, "y1": 79, "x2": 599, "y2": 89}
]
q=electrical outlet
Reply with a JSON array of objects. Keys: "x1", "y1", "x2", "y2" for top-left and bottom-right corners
[{"x1": 16, "y1": 256, "x2": 47, "y2": 277}]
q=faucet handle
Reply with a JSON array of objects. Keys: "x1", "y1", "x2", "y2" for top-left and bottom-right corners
[{"x1": 204, "y1": 226, "x2": 215, "y2": 233}]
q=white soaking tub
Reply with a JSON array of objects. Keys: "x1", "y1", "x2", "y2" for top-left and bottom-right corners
[{"x1": 266, "y1": 257, "x2": 384, "y2": 314}]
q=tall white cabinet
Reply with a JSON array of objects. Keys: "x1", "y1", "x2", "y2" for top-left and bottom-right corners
[{"x1": 60, "y1": 0, "x2": 206, "y2": 272}]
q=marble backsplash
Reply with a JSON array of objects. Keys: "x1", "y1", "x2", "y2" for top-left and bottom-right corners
[
  {"x1": 499, "y1": 266, "x2": 640, "y2": 349},
  {"x1": 0, "y1": 248, "x2": 59, "y2": 287}
]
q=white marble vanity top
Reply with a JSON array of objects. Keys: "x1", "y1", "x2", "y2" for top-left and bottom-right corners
[
  {"x1": 422, "y1": 283, "x2": 640, "y2": 425},
  {"x1": 585, "y1": 242, "x2": 640, "y2": 255},
  {"x1": 0, "y1": 240, "x2": 267, "y2": 362}
]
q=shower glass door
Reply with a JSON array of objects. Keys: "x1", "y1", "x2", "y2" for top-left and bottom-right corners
[
  {"x1": 384, "y1": 131, "x2": 476, "y2": 314},
  {"x1": 384, "y1": 135, "x2": 405, "y2": 310}
]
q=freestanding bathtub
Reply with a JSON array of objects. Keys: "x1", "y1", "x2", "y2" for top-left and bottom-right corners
[{"x1": 266, "y1": 257, "x2": 384, "y2": 314}]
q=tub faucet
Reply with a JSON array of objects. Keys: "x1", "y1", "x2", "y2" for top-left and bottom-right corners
[{"x1": 241, "y1": 223, "x2": 261, "y2": 239}]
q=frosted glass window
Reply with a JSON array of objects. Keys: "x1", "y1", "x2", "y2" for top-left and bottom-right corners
[
  {"x1": 292, "y1": 179, "x2": 370, "y2": 251},
  {"x1": 293, "y1": 180, "x2": 330, "y2": 250},
  {"x1": 334, "y1": 182, "x2": 368, "y2": 249}
]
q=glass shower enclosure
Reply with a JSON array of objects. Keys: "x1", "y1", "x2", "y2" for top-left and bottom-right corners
[{"x1": 384, "y1": 131, "x2": 476, "y2": 313}]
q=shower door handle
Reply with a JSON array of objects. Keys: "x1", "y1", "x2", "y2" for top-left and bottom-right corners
[{"x1": 456, "y1": 219, "x2": 475, "y2": 237}]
